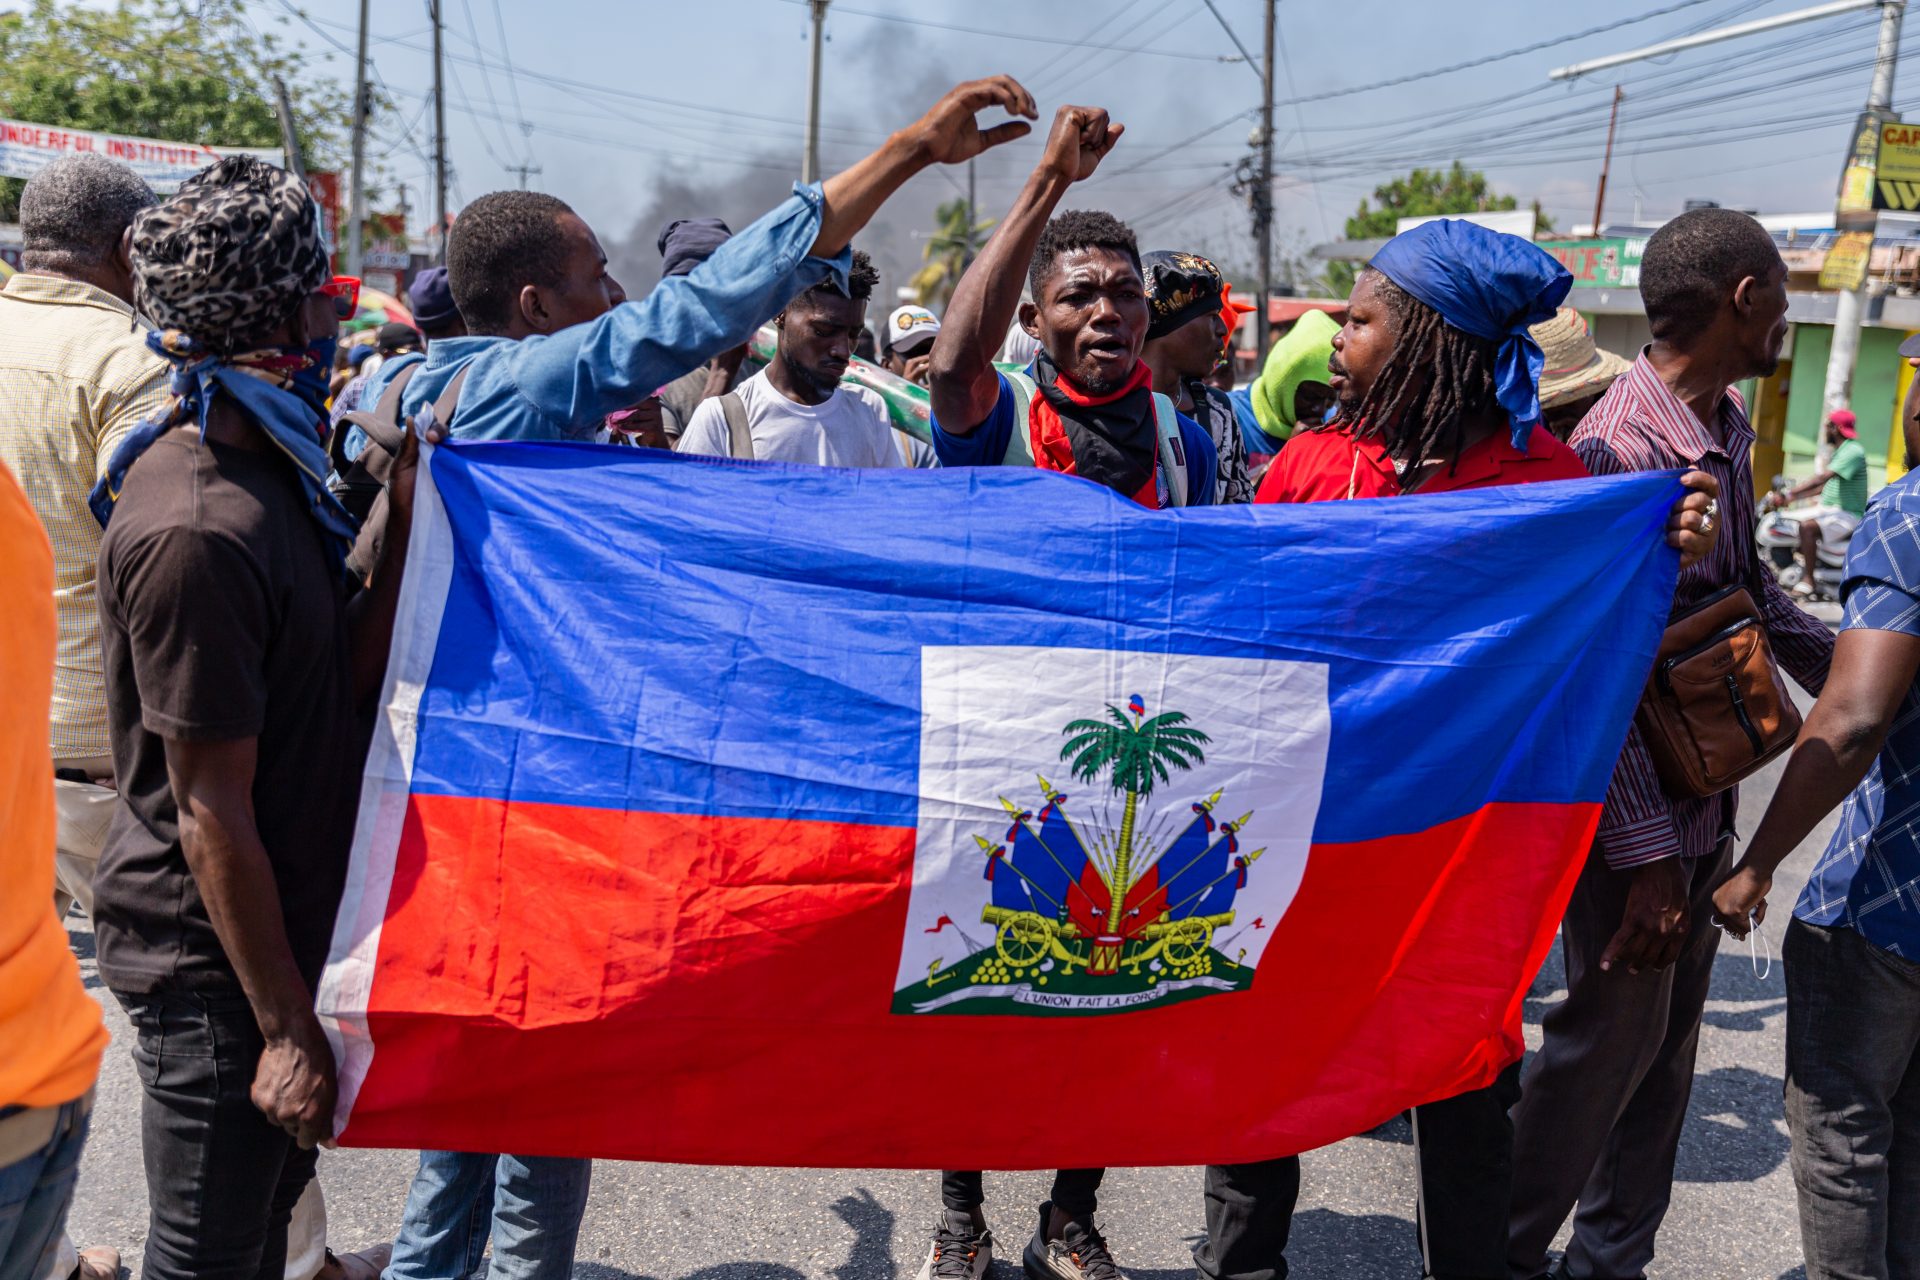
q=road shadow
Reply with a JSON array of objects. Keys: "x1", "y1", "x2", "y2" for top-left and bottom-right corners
[
  {"x1": 1120, "y1": 1209, "x2": 1417, "y2": 1280},
  {"x1": 1524, "y1": 931, "x2": 1789, "y2": 1030},
  {"x1": 830, "y1": 1187, "x2": 896, "y2": 1280},
  {"x1": 1674, "y1": 1064, "x2": 1791, "y2": 1184},
  {"x1": 574, "y1": 1267, "x2": 807, "y2": 1280}
]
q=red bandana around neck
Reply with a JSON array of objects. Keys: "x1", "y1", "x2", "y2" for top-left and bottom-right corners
[{"x1": 1027, "y1": 358, "x2": 1160, "y2": 508}]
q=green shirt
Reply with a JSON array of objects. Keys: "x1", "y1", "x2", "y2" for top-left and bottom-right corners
[{"x1": 1822, "y1": 437, "x2": 1869, "y2": 515}]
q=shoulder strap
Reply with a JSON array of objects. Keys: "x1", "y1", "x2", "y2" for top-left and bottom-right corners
[
  {"x1": 1002, "y1": 370, "x2": 1036, "y2": 467},
  {"x1": 720, "y1": 391, "x2": 753, "y2": 461},
  {"x1": 1152, "y1": 392, "x2": 1189, "y2": 508},
  {"x1": 331, "y1": 361, "x2": 420, "y2": 471},
  {"x1": 431, "y1": 365, "x2": 469, "y2": 427}
]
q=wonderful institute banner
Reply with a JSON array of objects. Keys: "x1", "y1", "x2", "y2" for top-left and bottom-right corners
[
  {"x1": 317, "y1": 442, "x2": 1681, "y2": 1167},
  {"x1": 0, "y1": 117, "x2": 282, "y2": 191}
]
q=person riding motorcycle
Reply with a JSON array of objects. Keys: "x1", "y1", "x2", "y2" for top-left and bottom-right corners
[{"x1": 1765, "y1": 407, "x2": 1868, "y2": 596}]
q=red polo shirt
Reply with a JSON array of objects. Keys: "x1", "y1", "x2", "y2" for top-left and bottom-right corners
[{"x1": 1255, "y1": 425, "x2": 1587, "y2": 503}]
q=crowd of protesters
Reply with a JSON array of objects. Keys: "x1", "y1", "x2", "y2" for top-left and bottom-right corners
[{"x1": 0, "y1": 69, "x2": 1915, "y2": 1280}]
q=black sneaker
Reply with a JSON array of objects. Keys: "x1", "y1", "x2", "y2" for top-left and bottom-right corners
[
  {"x1": 1022, "y1": 1201, "x2": 1126, "y2": 1280},
  {"x1": 917, "y1": 1209, "x2": 992, "y2": 1280}
]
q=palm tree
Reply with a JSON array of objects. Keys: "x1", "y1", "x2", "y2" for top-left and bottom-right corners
[
  {"x1": 909, "y1": 197, "x2": 996, "y2": 308},
  {"x1": 1060, "y1": 701, "x2": 1209, "y2": 934}
]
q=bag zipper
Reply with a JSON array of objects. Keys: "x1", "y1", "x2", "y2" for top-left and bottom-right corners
[{"x1": 1724, "y1": 673, "x2": 1765, "y2": 755}]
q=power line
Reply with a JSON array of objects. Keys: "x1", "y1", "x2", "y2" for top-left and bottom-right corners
[
  {"x1": 768, "y1": 0, "x2": 1245, "y2": 62},
  {"x1": 1199, "y1": 0, "x2": 1264, "y2": 83}
]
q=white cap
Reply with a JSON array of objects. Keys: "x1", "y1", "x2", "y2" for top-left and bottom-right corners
[{"x1": 887, "y1": 305, "x2": 941, "y2": 356}]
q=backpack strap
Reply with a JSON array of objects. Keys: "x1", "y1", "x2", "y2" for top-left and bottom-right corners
[
  {"x1": 427, "y1": 365, "x2": 469, "y2": 432},
  {"x1": 720, "y1": 391, "x2": 753, "y2": 461},
  {"x1": 332, "y1": 361, "x2": 420, "y2": 471},
  {"x1": 1152, "y1": 391, "x2": 1190, "y2": 508},
  {"x1": 1001, "y1": 370, "x2": 1036, "y2": 467}
]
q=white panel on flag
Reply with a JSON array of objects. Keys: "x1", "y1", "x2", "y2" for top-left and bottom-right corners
[{"x1": 894, "y1": 645, "x2": 1331, "y2": 1016}]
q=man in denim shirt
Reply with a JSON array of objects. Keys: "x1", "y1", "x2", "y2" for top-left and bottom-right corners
[
  {"x1": 1715, "y1": 351, "x2": 1920, "y2": 1280},
  {"x1": 363, "y1": 79, "x2": 1037, "y2": 448},
  {"x1": 373, "y1": 76, "x2": 1042, "y2": 1280}
]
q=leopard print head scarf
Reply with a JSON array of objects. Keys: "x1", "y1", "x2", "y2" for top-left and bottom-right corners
[{"x1": 130, "y1": 155, "x2": 329, "y2": 355}]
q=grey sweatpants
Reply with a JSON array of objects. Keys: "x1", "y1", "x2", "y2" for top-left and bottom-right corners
[
  {"x1": 1507, "y1": 841, "x2": 1730, "y2": 1280},
  {"x1": 1784, "y1": 917, "x2": 1920, "y2": 1280}
]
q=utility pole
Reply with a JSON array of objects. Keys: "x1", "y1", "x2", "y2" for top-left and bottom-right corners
[
  {"x1": 1822, "y1": 0, "x2": 1905, "y2": 459},
  {"x1": 802, "y1": 0, "x2": 829, "y2": 184},
  {"x1": 1256, "y1": 0, "x2": 1275, "y2": 355},
  {"x1": 345, "y1": 0, "x2": 370, "y2": 279},
  {"x1": 430, "y1": 0, "x2": 449, "y2": 264},
  {"x1": 1592, "y1": 86, "x2": 1622, "y2": 235},
  {"x1": 272, "y1": 77, "x2": 305, "y2": 182},
  {"x1": 964, "y1": 156, "x2": 977, "y2": 270},
  {"x1": 507, "y1": 162, "x2": 542, "y2": 190}
]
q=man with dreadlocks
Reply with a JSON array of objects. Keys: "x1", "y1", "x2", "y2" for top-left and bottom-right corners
[
  {"x1": 1211, "y1": 218, "x2": 1721, "y2": 1280},
  {"x1": 86, "y1": 155, "x2": 418, "y2": 1280}
]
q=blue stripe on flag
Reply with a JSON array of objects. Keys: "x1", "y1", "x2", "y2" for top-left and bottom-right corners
[{"x1": 406, "y1": 443, "x2": 1680, "y2": 844}]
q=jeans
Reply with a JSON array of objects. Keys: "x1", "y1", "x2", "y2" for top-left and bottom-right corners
[
  {"x1": 0, "y1": 1093, "x2": 91, "y2": 1280},
  {"x1": 114, "y1": 989, "x2": 318, "y2": 1280},
  {"x1": 385, "y1": 1151, "x2": 592, "y2": 1280},
  {"x1": 1784, "y1": 918, "x2": 1920, "y2": 1280},
  {"x1": 938, "y1": 1169, "x2": 1104, "y2": 1221}
]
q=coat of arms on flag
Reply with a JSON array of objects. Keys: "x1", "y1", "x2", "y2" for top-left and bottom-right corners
[{"x1": 893, "y1": 646, "x2": 1329, "y2": 1016}]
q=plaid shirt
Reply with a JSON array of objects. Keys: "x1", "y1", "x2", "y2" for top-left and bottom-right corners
[
  {"x1": 1571, "y1": 351, "x2": 1834, "y2": 868},
  {"x1": 1796, "y1": 470, "x2": 1920, "y2": 958},
  {"x1": 0, "y1": 274, "x2": 170, "y2": 760}
]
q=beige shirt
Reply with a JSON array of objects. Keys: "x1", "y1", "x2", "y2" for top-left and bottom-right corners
[{"x1": 0, "y1": 273, "x2": 170, "y2": 759}]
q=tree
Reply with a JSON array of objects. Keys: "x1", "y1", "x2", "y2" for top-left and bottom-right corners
[
  {"x1": 0, "y1": 0, "x2": 354, "y2": 221},
  {"x1": 909, "y1": 197, "x2": 994, "y2": 308},
  {"x1": 1060, "y1": 700, "x2": 1209, "y2": 934},
  {"x1": 1326, "y1": 161, "x2": 1552, "y2": 295}
]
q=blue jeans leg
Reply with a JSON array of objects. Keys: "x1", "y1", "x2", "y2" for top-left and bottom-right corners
[
  {"x1": 0, "y1": 1097, "x2": 92, "y2": 1280},
  {"x1": 486, "y1": 1157, "x2": 592, "y2": 1280},
  {"x1": 384, "y1": 1151, "x2": 496, "y2": 1280}
]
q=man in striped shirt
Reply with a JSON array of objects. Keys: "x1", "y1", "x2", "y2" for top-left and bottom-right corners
[{"x1": 1508, "y1": 207, "x2": 1835, "y2": 1280}]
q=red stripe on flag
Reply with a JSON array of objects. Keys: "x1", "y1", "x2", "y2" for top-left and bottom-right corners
[{"x1": 338, "y1": 793, "x2": 1595, "y2": 1166}]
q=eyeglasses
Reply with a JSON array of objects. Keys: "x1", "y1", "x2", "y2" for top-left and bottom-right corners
[{"x1": 319, "y1": 275, "x2": 362, "y2": 320}]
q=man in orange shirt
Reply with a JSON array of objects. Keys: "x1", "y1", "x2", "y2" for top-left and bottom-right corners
[{"x1": 0, "y1": 456, "x2": 107, "y2": 1280}]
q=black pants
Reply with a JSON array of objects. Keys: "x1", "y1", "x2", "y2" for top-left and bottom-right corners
[
  {"x1": 940, "y1": 1169, "x2": 1104, "y2": 1219},
  {"x1": 114, "y1": 988, "x2": 319, "y2": 1280},
  {"x1": 1197, "y1": 1061, "x2": 1524, "y2": 1280}
]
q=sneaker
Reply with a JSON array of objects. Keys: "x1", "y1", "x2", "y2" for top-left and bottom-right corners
[
  {"x1": 917, "y1": 1209, "x2": 992, "y2": 1280},
  {"x1": 1022, "y1": 1201, "x2": 1125, "y2": 1280}
]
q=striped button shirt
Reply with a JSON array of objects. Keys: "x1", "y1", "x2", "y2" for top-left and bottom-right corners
[
  {"x1": 0, "y1": 274, "x2": 170, "y2": 760},
  {"x1": 1571, "y1": 350, "x2": 1834, "y2": 868}
]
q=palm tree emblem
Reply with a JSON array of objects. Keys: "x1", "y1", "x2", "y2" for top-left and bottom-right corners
[{"x1": 1060, "y1": 694, "x2": 1210, "y2": 934}]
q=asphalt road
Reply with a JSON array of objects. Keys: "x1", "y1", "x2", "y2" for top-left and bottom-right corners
[{"x1": 58, "y1": 672, "x2": 1839, "y2": 1280}]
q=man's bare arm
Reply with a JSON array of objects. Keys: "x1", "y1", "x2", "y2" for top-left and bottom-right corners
[
  {"x1": 928, "y1": 106, "x2": 1124, "y2": 435},
  {"x1": 168, "y1": 736, "x2": 335, "y2": 1147},
  {"x1": 811, "y1": 77, "x2": 1037, "y2": 260}
]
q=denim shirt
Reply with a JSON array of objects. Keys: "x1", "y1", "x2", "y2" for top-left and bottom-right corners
[{"x1": 365, "y1": 183, "x2": 850, "y2": 442}]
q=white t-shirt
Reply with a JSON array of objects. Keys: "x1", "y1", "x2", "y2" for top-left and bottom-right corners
[{"x1": 677, "y1": 369, "x2": 905, "y2": 468}]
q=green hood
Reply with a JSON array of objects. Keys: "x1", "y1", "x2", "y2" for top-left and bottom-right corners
[{"x1": 1252, "y1": 309, "x2": 1340, "y2": 442}]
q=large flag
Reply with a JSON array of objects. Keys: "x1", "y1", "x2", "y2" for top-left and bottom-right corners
[{"x1": 318, "y1": 442, "x2": 1681, "y2": 1167}]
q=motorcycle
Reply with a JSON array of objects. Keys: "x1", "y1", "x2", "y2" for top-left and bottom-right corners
[{"x1": 1755, "y1": 474, "x2": 1850, "y2": 600}]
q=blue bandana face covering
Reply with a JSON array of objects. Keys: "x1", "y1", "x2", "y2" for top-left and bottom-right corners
[
  {"x1": 291, "y1": 335, "x2": 339, "y2": 421},
  {"x1": 89, "y1": 329, "x2": 360, "y2": 572},
  {"x1": 1367, "y1": 219, "x2": 1573, "y2": 450}
]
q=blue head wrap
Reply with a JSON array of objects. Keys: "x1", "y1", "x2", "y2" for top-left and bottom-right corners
[{"x1": 1368, "y1": 219, "x2": 1572, "y2": 450}]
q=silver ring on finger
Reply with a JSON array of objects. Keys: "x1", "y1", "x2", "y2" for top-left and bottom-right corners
[{"x1": 1700, "y1": 513, "x2": 1715, "y2": 534}]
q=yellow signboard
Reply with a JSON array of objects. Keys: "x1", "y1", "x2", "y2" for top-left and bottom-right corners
[
  {"x1": 1820, "y1": 231, "x2": 1874, "y2": 291},
  {"x1": 1876, "y1": 121, "x2": 1920, "y2": 210}
]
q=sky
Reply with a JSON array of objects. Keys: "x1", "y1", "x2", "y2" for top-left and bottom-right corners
[{"x1": 20, "y1": 0, "x2": 1910, "y2": 300}]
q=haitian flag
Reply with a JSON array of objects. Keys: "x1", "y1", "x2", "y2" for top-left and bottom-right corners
[{"x1": 317, "y1": 441, "x2": 1681, "y2": 1167}]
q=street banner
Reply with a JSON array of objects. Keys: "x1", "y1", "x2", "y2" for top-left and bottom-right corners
[
  {"x1": 1873, "y1": 117, "x2": 1920, "y2": 212},
  {"x1": 318, "y1": 446, "x2": 1681, "y2": 1166},
  {"x1": 0, "y1": 116, "x2": 282, "y2": 191},
  {"x1": 1537, "y1": 237, "x2": 1645, "y2": 289}
]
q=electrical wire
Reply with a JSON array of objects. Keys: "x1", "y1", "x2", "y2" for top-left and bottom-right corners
[{"x1": 768, "y1": 0, "x2": 1245, "y2": 62}]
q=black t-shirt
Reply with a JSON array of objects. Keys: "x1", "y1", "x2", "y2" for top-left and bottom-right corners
[{"x1": 94, "y1": 431, "x2": 364, "y2": 994}]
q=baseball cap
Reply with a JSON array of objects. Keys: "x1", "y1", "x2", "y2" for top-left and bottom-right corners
[
  {"x1": 887, "y1": 305, "x2": 941, "y2": 356},
  {"x1": 377, "y1": 320, "x2": 421, "y2": 352},
  {"x1": 1830, "y1": 408, "x2": 1858, "y2": 438}
]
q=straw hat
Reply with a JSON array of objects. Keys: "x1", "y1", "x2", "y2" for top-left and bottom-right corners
[{"x1": 1531, "y1": 307, "x2": 1632, "y2": 409}]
